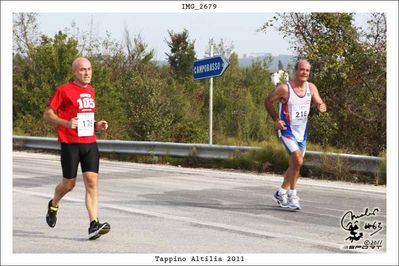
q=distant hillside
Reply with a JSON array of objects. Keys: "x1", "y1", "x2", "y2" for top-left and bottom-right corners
[{"x1": 239, "y1": 54, "x2": 296, "y2": 70}]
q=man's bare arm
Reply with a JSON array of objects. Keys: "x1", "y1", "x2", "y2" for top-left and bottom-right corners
[
  {"x1": 43, "y1": 107, "x2": 77, "y2": 128},
  {"x1": 264, "y1": 84, "x2": 288, "y2": 130}
]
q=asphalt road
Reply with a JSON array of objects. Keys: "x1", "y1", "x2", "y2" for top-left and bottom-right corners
[{"x1": 12, "y1": 151, "x2": 386, "y2": 256}]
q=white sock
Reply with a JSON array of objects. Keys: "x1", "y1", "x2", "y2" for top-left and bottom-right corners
[
  {"x1": 278, "y1": 187, "x2": 287, "y2": 195},
  {"x1": 288, "y1": 189, "x2": 297, "y2": 197}
]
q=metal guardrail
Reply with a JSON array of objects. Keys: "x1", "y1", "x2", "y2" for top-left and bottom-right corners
[{"x1": 13, "y1": 136, "x2": 383, "y2": 175}]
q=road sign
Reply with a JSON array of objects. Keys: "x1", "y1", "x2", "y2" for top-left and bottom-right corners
[{"x1": 192, "y1": 56, "x2": 230, "y2": 80}]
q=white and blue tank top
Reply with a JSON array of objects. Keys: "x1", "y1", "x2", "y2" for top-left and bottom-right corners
[{"x1": 278, "y1": 81, "x2": 312, "y2": 142}]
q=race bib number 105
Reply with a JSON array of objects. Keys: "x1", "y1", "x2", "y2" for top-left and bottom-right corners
[{"x1": 77, "y1": 112, "x2": 94, "y2": 137}]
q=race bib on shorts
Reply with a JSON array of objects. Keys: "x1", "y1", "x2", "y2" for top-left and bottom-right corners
[
  {"x1": 291, "y1": 104, "x2": 309, "y2": 125},
  {"x1": 77, "y1": 112, "x2": 94, "y2": 137}
]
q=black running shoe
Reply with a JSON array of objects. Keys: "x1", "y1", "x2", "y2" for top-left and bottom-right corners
[
  {"x1": 46, "y1": 200, "x2": 58, "y2": 228},
  {"x1": 88, "y1": 219, "x2": 111, "y2": 240}
]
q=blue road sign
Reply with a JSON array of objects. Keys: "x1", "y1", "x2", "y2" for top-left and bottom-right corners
[{"x1": 192, "y1": 56, "x2": 230, "y2": 80}]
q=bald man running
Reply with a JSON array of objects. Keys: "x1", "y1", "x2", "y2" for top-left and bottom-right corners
[{"x1": 43, "y1": 57, "x2": 111, "y2": 239}]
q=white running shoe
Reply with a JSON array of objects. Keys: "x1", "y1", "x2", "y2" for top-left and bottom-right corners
[
  {"x1": 287, "y1": 194, "x2": 301, "y2": 210},
  {"x1": 272, "y1": 190, "x2": 288, "y2": 207}
]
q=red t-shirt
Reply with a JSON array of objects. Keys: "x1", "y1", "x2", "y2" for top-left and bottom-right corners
[{"x1": 48, "y1": 82, "x2": 97, "y2": 143}]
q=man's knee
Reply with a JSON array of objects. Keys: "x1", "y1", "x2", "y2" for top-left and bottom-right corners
[
  {"x1": 83, "y1": 172, "x2": 98, "y2": 190},
  {"x1": 290, "y1": 152, "x2": 304, "y2": 169},
  {"x1": 61, "y1": 178, "x2": 76, "y2": 191},
  {"x1": 297, "y1": 155, "x2": 304, "y2": 167}
]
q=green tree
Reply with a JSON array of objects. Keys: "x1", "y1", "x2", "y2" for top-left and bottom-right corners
[
  {"x1": 119, "y1": 64, "x2": 174, "y2": 141},
  {"x1": 89, "y1": 55, "x2": 129, "y2": 140},
  {"x1": 260, "y1": 13, "x2": 386, "y2": 155},
  {"x1": 278, "y1": 60, "x2": 284, "y2": 70},
  {"x1": 208, "y1": 39, "x2": 275, "y2": 145},
  {"x1": 13, "y1": 13, "x2": 130, "y2": 140},
  {"x1": 13, "y1": 13, "x2": 40, "y2": 55},
  {"x1": 165, "y1": 29, "x2": 196, "y2": 80},
  {"x1": 205, "y1": 38, "x2": 234, "y2": 58},
  {"x1": 13, "y1": 30, "x2": 79, "y2": 136},
  {"x1": 124, "y1": 30, "x2": 154, "y2": 69},
  {"x1": 162, "y1": 76, "x2": 208, "y2": 143}
]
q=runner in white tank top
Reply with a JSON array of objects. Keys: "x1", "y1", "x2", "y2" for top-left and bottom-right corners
[{"x1": 264, "y1": 59, "x2": 327, "y2": 210}]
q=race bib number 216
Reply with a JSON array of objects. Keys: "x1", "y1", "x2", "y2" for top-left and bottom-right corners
[{"x1": 291, "y1": 104, "x2": 309, "y2": 125}]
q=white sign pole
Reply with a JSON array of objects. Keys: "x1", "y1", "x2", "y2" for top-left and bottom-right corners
[{"x1": 209, "y1": 43, "x2": 214, "y2": 145}]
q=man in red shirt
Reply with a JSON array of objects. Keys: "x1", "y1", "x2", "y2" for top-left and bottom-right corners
[{"x1": 43, "y1": 57, "x2": 110, "y2": 240}]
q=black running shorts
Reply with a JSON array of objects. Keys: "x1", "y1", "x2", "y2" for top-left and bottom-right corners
[{"x1": 60, "y1": 142, "x2": 99, "y2": 179}]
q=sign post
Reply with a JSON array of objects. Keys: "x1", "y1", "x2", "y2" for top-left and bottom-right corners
[
  {"x1": 192, "y1": 50, "x2": 229, "y2": 145},
  {"x1": 209, "y1": 45, "x2": 214, "y2": 145}
]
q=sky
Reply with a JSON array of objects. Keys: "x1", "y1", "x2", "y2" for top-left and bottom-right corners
[
  {"x1": 36, "y1": 13, "x2": 293, "y2": 61},
  {"x1": 35, "y1": 12, "x2": 372, "y2": 61}
]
